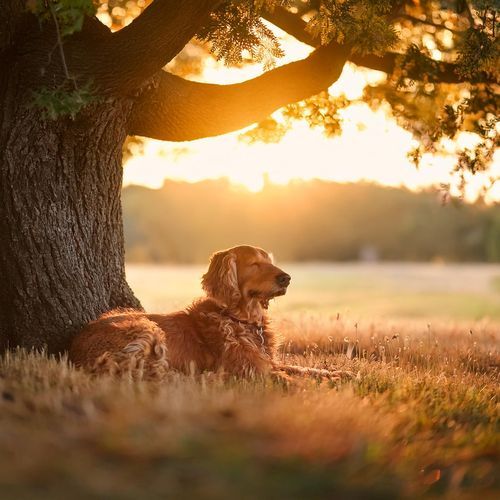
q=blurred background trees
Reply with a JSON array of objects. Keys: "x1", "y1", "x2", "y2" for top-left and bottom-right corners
[{"x1": 123, "y1": 179, "x2": 500, "y2": 263}]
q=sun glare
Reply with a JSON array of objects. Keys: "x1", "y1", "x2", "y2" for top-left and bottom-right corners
[{"x1": 124, "y1": 28, "x2": 499, "y2": 203}]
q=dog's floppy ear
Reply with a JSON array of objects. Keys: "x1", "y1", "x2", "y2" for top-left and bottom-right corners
[{"x1": 201, "y1": 250, "x2": 241, "y2": 307}]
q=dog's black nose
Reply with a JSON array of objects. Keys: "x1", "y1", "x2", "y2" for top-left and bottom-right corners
[{"x1": 276, "y1": 273, "x2": 291, "y2": 287}]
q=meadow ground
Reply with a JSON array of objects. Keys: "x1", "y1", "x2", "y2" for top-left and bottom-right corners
[
  {"x1": 126, "y1": 262, "x2": 500, "y2": 321},
  {"x1": 0, "y1": 264, "x2": 498, "y2": 499}
]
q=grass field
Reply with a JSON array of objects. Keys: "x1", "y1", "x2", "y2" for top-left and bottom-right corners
[
  {"x1": 127, "y1": 262, "x2": 500, "y2": 321},
  {"x1": 0, "y1": 264, "x2": 498, "y2": 498}
]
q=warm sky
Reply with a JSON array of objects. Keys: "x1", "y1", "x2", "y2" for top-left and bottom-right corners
[{"x1": 123, "y1": 28, "x2": 500, "y2": 203}]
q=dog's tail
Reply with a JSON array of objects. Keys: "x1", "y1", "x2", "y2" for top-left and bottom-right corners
[{"x1": 90, "y1": 318, "x2": 169, "y2": 381}]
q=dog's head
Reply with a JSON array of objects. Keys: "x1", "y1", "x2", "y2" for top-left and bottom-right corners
[{"x1": 201, "y1": 245, "x2": 291, "y2": 310}]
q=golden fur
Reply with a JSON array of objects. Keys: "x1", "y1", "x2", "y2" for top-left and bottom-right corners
[{"x1": 69, "y1": 245, "x2": 342, "y2": 380}]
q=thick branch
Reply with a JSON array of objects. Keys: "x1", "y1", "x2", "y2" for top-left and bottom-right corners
[
  {"x1": 88, "y1": 0, "x2": 222, "y2": 92},
  {"x1": 129, "y1": 45, "x2": 349, "y2": 141},
  {"x1": 262, "y1": 6, "x2": 496, "y2": 84}
]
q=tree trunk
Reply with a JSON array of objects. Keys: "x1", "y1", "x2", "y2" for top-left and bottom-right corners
[{"x1": 0, "y1": 58, "x2": 141, "y2": 353}]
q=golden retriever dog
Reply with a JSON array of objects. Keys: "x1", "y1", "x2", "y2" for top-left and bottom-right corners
[{"x1": 69, "y1": 245, "x2": 342, "y2": 380}]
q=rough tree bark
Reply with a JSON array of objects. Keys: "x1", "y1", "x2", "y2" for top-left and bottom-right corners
[
  {"x1": 0, "y1": 103, "x2": 141, "y2": 353},
  {"x1": 0, "y1": 0, "x2": 486, "y2": 353},
  {"x1": 0, "y1": 55, "x2": 142, "y2": 352}
]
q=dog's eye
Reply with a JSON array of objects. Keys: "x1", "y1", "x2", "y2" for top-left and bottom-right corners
[{"x1": 251, "y1": 262, "x2": 260, "y2": 268}]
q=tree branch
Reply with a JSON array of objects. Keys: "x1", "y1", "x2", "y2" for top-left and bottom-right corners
[
  {"x1": 128, "y1": 3, "x2": 497, "y2": 142},
  {"x1": 353, "y1": 52, "x2": 497, "y2": 84},
  {"x1": 48, "y1": 3, "x2": 74, "y2": 86},
  {"x1": 262, "y1": 6, "x2": 317, "y2": 47},
  {"x1": 397, "y1": 14, "x2": 463, "y2": 35},
  {"x1": 88, "y1": 0, "x2": 222, "y2": 92},
  {"x1": 129, "y1": 44, "x2": 349, "y2": 141},
  {"x1": 261, "y1": 6, "x2": 496, "y2": 84}
]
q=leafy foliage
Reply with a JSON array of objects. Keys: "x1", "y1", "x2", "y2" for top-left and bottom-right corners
[
  {"x1": 28, "y1": 1, "x2": 98, "y2": 119},
  {"x1": 396, "y1": 44, "x2": 443, "y2": 85},
  {"x1": 31, "y1": 82, "x2": 98, "y2": 120},
  {"x1": 239, "y1": 116, "x2": 289, "y2": 143},
  {"x1": 306, "y1": 0, "x2": 399, "y2": 55},
  {"x1": 27, "y1": 0, "x2": 96, "y2": 36},
  {"x1": 457, "y1": 114, "x2": 499, "y2": 174},
  {"x1": 365, "y1": 79, "x2": 499, "y2": 194},
  {"x1": 306, "y1": 0, "x2": 358, "y2": 45},
  {"x1": 457, "y1": 28, "x2": 499, "y2": 79},
  {"x1": 240, "y1": 92, "x2": 349, "y2": 143},
  {"x1": 197, "y1": 2, "x2": 285, "y2": 68},
  {"x1": 284, "y1": 92, "x2": 348, "y2": 136}
]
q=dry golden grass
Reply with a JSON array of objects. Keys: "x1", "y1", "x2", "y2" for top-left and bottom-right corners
[{"x1": 0, "y1": 316, "x2": 498, "y2": 499}]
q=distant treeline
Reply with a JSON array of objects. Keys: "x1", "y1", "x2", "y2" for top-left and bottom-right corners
[{"x1": 123, "y1": 179, "x2": 500, "y2": 263}]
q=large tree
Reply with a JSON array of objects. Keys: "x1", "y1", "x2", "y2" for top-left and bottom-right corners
[{"x1": 0, "y1": 0, "x2": 498, "y2": 353}]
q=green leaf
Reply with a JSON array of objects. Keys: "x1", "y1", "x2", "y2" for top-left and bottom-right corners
[{"x1": 31, "y1": 82, "x2": 99, "y2": 120}]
